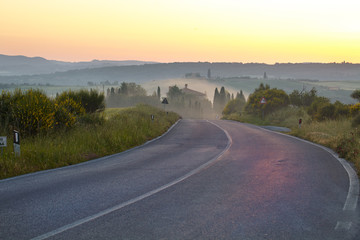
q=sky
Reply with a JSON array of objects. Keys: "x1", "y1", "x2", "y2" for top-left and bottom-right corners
[{"x1": 1, "y1": 0, "x2": 360, "y2": 63}]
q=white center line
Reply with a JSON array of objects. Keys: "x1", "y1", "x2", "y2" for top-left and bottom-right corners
[{"x1": 30, "y1": 121, "x2": 232, "y2": 240}]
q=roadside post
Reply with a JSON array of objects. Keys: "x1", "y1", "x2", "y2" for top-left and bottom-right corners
[
  {"x1": 260, "y1": 97, "x2": 267, "y2": 120},
  {"x1": 13, "y1": 130, "x2": 20, "y2": 157},
  {"x1": 0, "y1": 136, "x2": 7, "y2": 156},
  {"x1": 151, "y1": 114, "x2": 155, "y2": 121}
]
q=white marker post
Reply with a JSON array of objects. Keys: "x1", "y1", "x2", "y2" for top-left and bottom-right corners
[
  {"x1": 260, "y1": 97, "x2": 267, "y2": 120},
  {"x1": 13, "y1": 130, "x2": 20, "y2": 157},
  {"x1": 0, "y1": 136, "x2": 7, "y2": 156}
]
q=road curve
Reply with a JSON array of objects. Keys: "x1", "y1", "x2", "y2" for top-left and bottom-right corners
[{"x1": 0, "y1": 119, "x2": 359, "y2": 240}]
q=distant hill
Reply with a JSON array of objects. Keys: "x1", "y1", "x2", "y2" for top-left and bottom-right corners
[
  {"x1": 0, "y1": 54, "x2": 158, "y2": 76},
  {"x1": 0, "y1": 61, "x2": 360, "y2": 86}
]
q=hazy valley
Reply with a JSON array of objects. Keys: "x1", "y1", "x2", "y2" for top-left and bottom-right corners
[{"x1": 1, "y1": 54, "x2": 360, "y2": 104}]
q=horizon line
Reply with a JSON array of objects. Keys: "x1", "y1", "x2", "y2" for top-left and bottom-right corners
[{"x1": 1, "y1": 53, "x2": 359, "y2": 65}]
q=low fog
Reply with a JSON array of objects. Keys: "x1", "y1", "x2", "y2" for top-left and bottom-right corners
[{"x1": 141, "y1": 78, "x2": 247, "y2": 104}]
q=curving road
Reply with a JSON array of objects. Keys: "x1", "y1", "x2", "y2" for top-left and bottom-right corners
[{"x1": 0, "y1": 119, "x2": 359, "y2": 239}]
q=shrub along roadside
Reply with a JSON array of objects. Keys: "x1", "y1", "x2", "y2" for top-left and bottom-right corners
[
  {"x1": 0, "y1": 89, "x2": 104, "y2": 136},
  {"x1": 0, "y1": 104, "x2": 179, "y2": 180}
]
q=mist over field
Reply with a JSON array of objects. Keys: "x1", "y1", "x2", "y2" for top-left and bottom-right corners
[
  {"x1": 1, "y1": 54, "x2": 360, "y2": 84},
  {"x1": 142, "y1": 78, "x2": 242, "y2": 103},
  {"x1": 0, "y1": 54, "x2": 359, "y2": 104}
]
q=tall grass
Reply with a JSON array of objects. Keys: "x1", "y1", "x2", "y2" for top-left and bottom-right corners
[
  {"x1": 291, "y1": 119, "x2": 352, "y2": 148},
  {"x1": 291, "y1": 119, "x2": 360, "y2": 172},
  {"x1": 0, "y1": 104, "x2": 179, "y2": 179}
]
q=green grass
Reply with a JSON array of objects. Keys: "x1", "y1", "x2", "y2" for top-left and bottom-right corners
[
  {"x1": 223, "y1": 107, "x2": 310, "y2": 128},
  {"x1": 104, "y1": 107, "x2": 127, "y2": 119},
  {"x1": 291, "y1": 119, "x2": 352, "y2": 148},
  {"x1": 0, "y1": 104, "x2": 180, "y2": 179}
]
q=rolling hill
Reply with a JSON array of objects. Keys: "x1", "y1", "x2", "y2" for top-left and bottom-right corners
[
  {"x1": 0, "y1": 54, "x2": 157, "y2": 76},
  {"x1": 0, "y1": 59, "x2": 360, "y2": 86}
]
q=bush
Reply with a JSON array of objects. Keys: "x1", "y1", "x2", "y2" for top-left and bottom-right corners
[
  {"x1": 11, "y1": 89, "x2": 55, "y2": 135},
  {"x1": 57, "y1": 89, "x2": 105, "y2": 114},
  {"x1": 334, "y1": 101, "x2": 351, "y2": 118},
  {"x1": 350, "y1": 103, "x2": 360, "y2": 116},
  {"x1": 0, "y1": 89, "x2": 105, "y2": 136},
  {"x1": 351, "y1": 89, "x2": 360, "y2": 102},
  {"x1": 336, "y1": 129, "x2": 360, "y2": 163},
  {"x1": 54, "y1": 97, "x2": 85, "y2": 129},
  {"x1": 0, "y1": 91, "x2": 13, "y2": 134},
  {"x1": 222, "y1": 98, "x2": 246, "y2": 115},
  {"x1": 289, "y1": 88, "x2": 318, "y2": 107},
  {"x1": 319, "y1": 104, "x2": 336, "y2": 120},
  {"x1": 307, "y1": 97, "x2": 331, "y2": 121},
  {"x1": 307, "y1": 98, "x2": 353, "y2": 121},
  {"x1": 245, "y1": 84, "x2": 290, "y2": 115}
]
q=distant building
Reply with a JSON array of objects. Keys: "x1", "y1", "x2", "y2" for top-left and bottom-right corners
[{"x1": 182, "y1": 84, "x2": 206, "y2": 98}]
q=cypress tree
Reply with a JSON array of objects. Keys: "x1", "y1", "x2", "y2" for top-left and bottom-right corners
[
  {"x1": 157, "y1": 86, "x2": 161, "y2": 100},
  {"x1": 237, "y1": 90, "x2": 246, "y2": 102},
  {"x1": 219, "y1": 87, "x2": 226, "y2": 107},
  {"x1": 213, "y1": 88, "x2": 220, "y2": 110},
  {"x1": 226, "y1": 92, "x2": 231, "y2": 102}
]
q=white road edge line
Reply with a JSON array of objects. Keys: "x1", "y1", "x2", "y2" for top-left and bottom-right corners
[
  {"x1": 335, "y1": 221, "x2": 352, "y2": 231},
  {"x1": 256, "y1": 124, "x2": 359, "y2": 230},
  {"x1": 30, "y1": 120, "x2": 232, "y2": 240}
]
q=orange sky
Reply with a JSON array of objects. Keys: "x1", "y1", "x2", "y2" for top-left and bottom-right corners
[{"x1": 1, "y1": 0, "x2": 360, "y2": 63}]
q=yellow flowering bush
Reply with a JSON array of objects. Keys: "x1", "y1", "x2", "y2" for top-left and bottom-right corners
[
  {"x1": 350, "y1": 103, "x2": 360, "y2": 116},
  {"x1": 11, "y1": 89, "x2": 55, "y2": 135},
  {"x1": 54, "y1": 97, "x2": 85, "y2": 128},
  {"x1": 0, "y1": 89, "x2": 103, "y2": 136}
]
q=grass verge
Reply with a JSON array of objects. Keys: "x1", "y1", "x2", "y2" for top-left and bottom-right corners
[
  {"x1": 224, "y1": 108, "x2": 360, "y2": 174},
  {"x1": 0, "y1": 104, "x2": 180, "y2": 180}
]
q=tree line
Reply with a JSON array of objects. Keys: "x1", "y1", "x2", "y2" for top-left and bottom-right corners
[
  {"x1": 106, "y1": 82, "x2": 161, "y2": 108},
  {"x1": 223, "y1": 83, "x2": 360, "y2": 127}
]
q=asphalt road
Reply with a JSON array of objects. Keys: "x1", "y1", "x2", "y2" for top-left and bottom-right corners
[{"x1": 0, "y1": 119, "x2": 359, "y2": 240}]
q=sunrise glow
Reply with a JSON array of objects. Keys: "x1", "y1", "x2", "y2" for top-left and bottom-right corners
[{"x1": 1, "y1": 0, "x2": 359, "y2": 63}]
